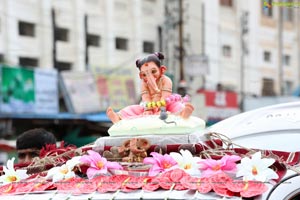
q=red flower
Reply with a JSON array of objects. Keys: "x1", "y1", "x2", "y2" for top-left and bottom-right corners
[
  {"x1": 180, "y1": 176, "x2": 212, "y2": 193},
  {"x1": 209, "y1": 173, "x2": 235, "y2": 197},
  {"x1": 227, "y1": 180, "x2": 269, "y2": 198}
]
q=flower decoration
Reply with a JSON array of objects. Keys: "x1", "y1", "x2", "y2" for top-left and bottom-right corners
[
  {"x1": 236, "y1": 151, "x2": 279, "y2": 182},
  {"x1": 226, "y1": 179, "x2": 269, "y2": 198},
  {"x1": 143, "y1": 152, "x2": 179, "y2": 176},
  {"x1": 170, "y1": 149, "x2": 201, "y2": 176},
  {"x1": 67, "y1": 156, "x2": 82, "y2": 169},
  {"x1": 46, "y1": 156, "x2": 81, "y2": 182},
  {"x1": 198, "y1": 155, "x2": 241, "y2": 177},
  {"x1": 39, "y1": 141, "x2": 77, "y2": 158},
  {"x1": 0, "y1": 157, "x2": 29, "y2": 185},
  {"x1": 79, "y1": 150, "x2": 123, "y2": 179},
  {"x1": 0, "y1": 137, "x2": 285, "y2": 199}
]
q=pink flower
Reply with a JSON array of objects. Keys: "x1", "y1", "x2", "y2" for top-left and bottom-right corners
[
  {"x1": 198, "y1": 155, "x2": 241, "y2": 177},
  {"x1": 143, "y1": 152, "x2": 179, "y2": 176},
  {"x1": 80, "y1": 150, "x2": 123, "y2": 179}
]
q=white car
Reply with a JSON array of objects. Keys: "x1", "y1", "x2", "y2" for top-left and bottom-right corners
[
  {"x1": 200, "y1": 101, "x2": 300, "y2": 152},
  {"x1": 195, "y1": 101, "x2": 300, "y2": 200}
]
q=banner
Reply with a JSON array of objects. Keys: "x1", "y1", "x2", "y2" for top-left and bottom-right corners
[
  {"x1": 60, "y1": 71, "x2": 102, "y2": 114},
  {"x1": 35, "y1": 69, "x2": 59, "y2": 114},
  {"x1": 197, "y1": 90, "x2": 239, "y2": 124},
  {"x1": 0, "y1": 65, "x2": 58, "y2": 114},
  {"x1": 95, "y1": 74, "x2": 137, "y2": 110}
]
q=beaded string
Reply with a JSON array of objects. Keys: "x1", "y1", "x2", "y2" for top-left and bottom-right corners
[{"x1": 140, "y1": 94, "x2": 190, "y2": 110}]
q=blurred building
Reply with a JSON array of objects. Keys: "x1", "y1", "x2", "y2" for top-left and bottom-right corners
[
  {"x1": 0, "y1": 0, "x2": 299, "y2": 97},
  {"x1": 0, "y1": 0, "x2": 164, "y2": 75},
  {"x1": 165, "y1": 0, "x2": 300, "y2": 98}
]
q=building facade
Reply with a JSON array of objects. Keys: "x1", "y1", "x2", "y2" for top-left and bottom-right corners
[
  {"x1": 0, "y1": 0, "x2": 164, "y2": 74},
  {"x1": 174, "y1": 0, "x2": 299, "y2": 97},
  {"x1": 0, "y1": 0, "x2": 299, "y2": 98}
]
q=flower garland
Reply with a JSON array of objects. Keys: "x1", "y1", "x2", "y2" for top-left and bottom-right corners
[
  {"x1": 0, "y1": 149, "x2": 279, "y2": 198},
  {"x1": 0, "y1": 134, "x2": 298, "y2": 198}
]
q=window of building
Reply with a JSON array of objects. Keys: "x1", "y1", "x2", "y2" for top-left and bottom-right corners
[
  {"x1": 283, "y1": 1, "x2": 293, "y2": 22},
  {"x1": 220, "y1": 0, "x2": 233, "y2": 7},
  {"x1": 143, "y1": 41, "x2": 154, "y2": 53},
  {"x1": 284, "y1": 80, "x2": 293, "y2": 95},
  {"x1": 55, "y1": 61, "x2": 72, "y2": 71},
  {"x1": 19, "y1": 21, "x2": 35, "y2": 37},
  {"x1": 114, "y1": 1, "x2": 127, "y2": 10},
  {"x1": 262, "y1": 0, "x2": 273, "y2": 17},
  {"x1": 55, "y1": 27, "x2": 69, "y2": 42},
  {"x1": 19, "y1": 57, "x2": 39, "y2": 67},
  {"x1": 283, "y1": 9, "x2": 293, "y2": 22},
  {"x1": 0, "y1": 54, "x2": 4, "y2": 63},
  {"x1": 263, "y1": 51, "x2": 271, "y2": 62},
  {"x1": 222, "y1": 45, "x2": 232, "y2": 57},
  {"x1": 87, "y1": 34, "x2": 100, "y2": 47},
  {"x1": 87, "y1": 0, "x2": 99, "y2": 4},
  {"x1": 262, "y1": 78, "x2": 276, "y2": 96},
  {"x1": 115, "y1": 37, "x2": 128, "y2": 50},
  {"x1": 283, "y1": 55, "x2": 291, "y2": 66}
]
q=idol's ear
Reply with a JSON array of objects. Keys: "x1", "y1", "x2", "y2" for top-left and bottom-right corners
[
  {"x1": 160, "y1": 65, "x2": 167, "y2": 74},
  {"x1": 139, "y1": 72, "x2": 143, "y2": 79}
]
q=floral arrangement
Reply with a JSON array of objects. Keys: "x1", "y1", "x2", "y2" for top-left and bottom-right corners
[{"x1": 0, "y1": 145, "x2": 282, "y2": 199}]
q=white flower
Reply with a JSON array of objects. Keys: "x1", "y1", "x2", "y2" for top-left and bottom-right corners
[
  {"x1": 46, "y1": 156, "x2": 81, "y2": 182},
  {"x1": 236, "y1": 151, "x2": 279, "y2": 182},
  {"x1": 170, "y1": 149, "x2": 201, "y2": 176},
  {"x1": 0, "y1": 157, "x2": 29, "y2": 185},
  {"x1": 66, "y1": 156, "x2": 81, "y2": 169},
  {"x1": 46, "y1": 164, "x2": 75, "y2": 182}
]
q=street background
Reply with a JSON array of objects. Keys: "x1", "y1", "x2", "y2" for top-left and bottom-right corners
[{"x1": 0, "y1": 0, "x2": 299, "y2": 162}]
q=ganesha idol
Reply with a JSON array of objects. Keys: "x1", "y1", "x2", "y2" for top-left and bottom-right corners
[{"x1": 106, "y1": 52, "x2": 205, "y2": 137}]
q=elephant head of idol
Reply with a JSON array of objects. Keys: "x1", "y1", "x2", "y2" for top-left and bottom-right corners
[{"x1": 136, "y1": 52, "x2": 166, "y2": 93}]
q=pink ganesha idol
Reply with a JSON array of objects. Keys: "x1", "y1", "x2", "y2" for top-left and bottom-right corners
[{"x1": 106, "y1": 52, "x2": 194, "y2": 124}]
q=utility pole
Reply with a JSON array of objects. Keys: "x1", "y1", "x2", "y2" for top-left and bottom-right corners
[
  {"x1": 201, "y1": 3, "x2": 205, "y2": 55},
  {"x1": 298, "y1": 8, "x2": 300, "y2": 90},
  {"x1": 158, "y1": 26, "x2": 163, "y2": 52},
  {"x1": 240, "y1": 11, "x2": 248, "y2": 112},
  {"x1": 278, "y1": 6, "x2": 284, "y2": 96},
  {"x1": 201, "y1": 2, "x2": 206, "y2": 89},
  {"x1": 51, "y1": 9, "x2": 57, "y2": 69},
  {"x1": 84, "y1": 14, "x2": 89, "y2": 71},
  {"x1": 178, "y1": 0, "x2": 184, "y2": 81}
]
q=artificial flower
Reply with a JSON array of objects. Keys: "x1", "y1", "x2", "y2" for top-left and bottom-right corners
[
  {"x1": 170, "y1": 149, "x2": 201, "y2": 176},
  {"x1": 198, "y1": 155, "x2": 241, "y2": 177},
  {"x1": 143, "y1": 152, "x2": 179, "y2": 176},
  {"x1": 66, "y1": 156, "x2": 81, "y2": 170},
  {"x1": 209, "y1": 172, "x2": 234, "y2": 197},
  {"x1": 79, "y1": 150, "x2": 123, "y2": 179},
  {"x1": 0, "y1": 157, "x2": 28, "y2": 185},
  {"x1": 236, "y1": 151, "x2": 278, "y2": 182},
  {"x1": 226, "y1": 179, "x2": 269, "y2": 198},
  {"x1": 46, "y1": 156, "x2": 81, "y2": 182}
]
